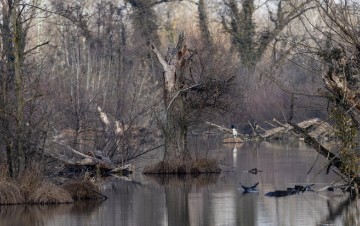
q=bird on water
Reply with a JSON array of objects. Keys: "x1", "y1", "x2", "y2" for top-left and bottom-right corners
[{"x1": 240, "y1": 182, "x2": 259, "y2": 193}]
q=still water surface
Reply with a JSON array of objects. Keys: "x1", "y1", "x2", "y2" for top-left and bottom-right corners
[{"x1": 0, "y1": 141, "x2": 358, "y2": 226}]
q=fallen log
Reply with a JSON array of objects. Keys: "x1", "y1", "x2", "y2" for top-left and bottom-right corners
[
  {"x1": 48, "y1": 142, "x2": 134, "y2": 176},
  {"x1": 205, "y1": 121, "x2": 233, "y2": 133},
  {"x1": 110, "y1": 164, "x2": 135, "y2": 175},
  {"x1": 288, "y1": 121, "x2": 360, "y2": 185},
  {"x1": 205, "y1": 121, "x2": 245, "y2": 140},
  {"x1": 261, "y1": 118, "x2": 333, "y2": 141},
  {"x1": 53, "y1": 142, "x2": 115, "y2": 170}
]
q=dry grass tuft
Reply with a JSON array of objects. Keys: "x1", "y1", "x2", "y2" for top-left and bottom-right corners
[
  {"x1": 143, "y1": 160, "x2": 182, "y2": 174},
  {"x1": 62, "y1": 181, "x2": 105, "y2": 200},
  {"x1": 191, "y1": 158, "x2": 221, "y2": 174},
  {"x1": 28, "y1": 182, "x2": 73, "y2": 204},
  {"x1": 0, "y1": 181, "x2": 25, "y2": 205},
  {"x1": 143, "y1": 161, "x2": 168, "y2": 174},
  {"x1": 18, "y1": 167, "x2": 44, "y2": 200},
  {"x1": 144, "y1": 173, "x2": 220, "y2": 186},
  {"x1": 143, "y1": 158, "x2": 221, "y2": 174}
]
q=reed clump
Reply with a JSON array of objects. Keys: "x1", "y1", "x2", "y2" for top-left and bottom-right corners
[
  {"x1": 62, "y1": 181, "x2": 105, "y2": 200},
  {"x1": 28, "y1": 182, "x2": 73, "y2": 204},
  {"x1": 0, "y1": 166, "x2": 74, "y2": 205},
  {"x1": 143, "y1": 158, "x2": 221, "y2": 174},
  {"x1": 18, "y1": 167, "x2": 44, "y2": 201},
  {"x1": 0, "y1": 181, "x2": 25, "y2": 205},
  {"x1": 190, "y1": 158, "x2": 221, "y2": 174}
]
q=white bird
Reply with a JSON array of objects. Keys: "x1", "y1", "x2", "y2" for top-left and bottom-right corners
[{"x1": 232, "y1": 128, "x2": 238, "y2": 138}]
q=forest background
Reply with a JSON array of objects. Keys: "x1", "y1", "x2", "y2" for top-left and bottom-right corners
[{"x1": 0, "y1": 0, "x2": 358, "y2": 180}]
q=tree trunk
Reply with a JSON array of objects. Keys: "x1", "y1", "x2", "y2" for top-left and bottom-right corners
[
  {"x1": 1, "y1": 0, "x2": 15, "y2": 177},
  {"x1": 12, "y1": 0, "x2": 26, "y2": 177},
  {"x1": 198, "y1": 0, "x2": 212, "y2": 47},
  {"x1": 164, "y1": 92, "x2": 189, "y2": 161}
]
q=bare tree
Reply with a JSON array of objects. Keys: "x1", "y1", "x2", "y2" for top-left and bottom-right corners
[
  {"x1": 0, "y1": 0, "x2": 50, "y2": 177},
  {"x1": 286, "y1": 0, "x2": 360, "y2": 186},
  {"x1": 221, "y1": 0, "x2": 314, "y2": 69},
  {"x1": 149, "y1": 32, "x2": 236, "y2": 168}
]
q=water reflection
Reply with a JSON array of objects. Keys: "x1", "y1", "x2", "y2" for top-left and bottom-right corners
[
  {"x1": 0, "y1": 141, "x2": 359, "y2": 226},
  {"x1": 0, "y1": 201, "x2": 103, "y2": 226},
  {"x1": 317, "y1": 194, "x2": 360, "y2": 226}
]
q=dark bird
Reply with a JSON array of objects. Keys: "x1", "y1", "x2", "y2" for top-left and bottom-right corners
[
  {"x1": 248, "y1": 168, "x2": 262, "y2": 174},
  {"x1": 327, "y1": 187, "x2": 335, "y2": 192},
  {"x1": 240, "y1": 182, "x2": 259, "y2": 193}
]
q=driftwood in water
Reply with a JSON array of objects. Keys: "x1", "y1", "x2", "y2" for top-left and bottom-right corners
[
  {"x1": 110, "y1": 164, "x2": 135, "y2": 175},
  {"x1": 261, "y1": 118, "x2": 332, "y2": 140},
  {"x1": 289, "y1": 121, "x2": 360, "y2": 185},
  {"x1": 206, "y1": 118, "x2": 332, "y2": 141},
  {"x1": 205, "y1": 121, "x2": 233, "y2": 133}
]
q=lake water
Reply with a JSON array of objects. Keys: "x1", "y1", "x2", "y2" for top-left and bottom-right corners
[{"x1": 0, "y1": 140, "x2": 358, "y2": 226}]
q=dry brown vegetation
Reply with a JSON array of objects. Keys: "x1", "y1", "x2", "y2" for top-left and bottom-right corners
[
  {"x1": 0, "y1": 166, "x2": 108, "y2": 205},
  {"x1": 144, "y1": 173, "x2": 220, "y2": 186},
  {"x1": 143, "y1": 158, "x2": 221, "y2": 174},
  {"x1": 18, "y1": 167, "x2": 44, "y2": 201},
  {"x1": 28, "y1": 182, "x2": 73, "y2": 204},
  {"x1": 0, "y1": 167, "x2": 73, "y2": 205},
  {"x1": 0, "y1": 181, "x2": 25, "y2": 205},
  {"x1": 62, "y1": 181, "x2": 106, "y2": 200}
]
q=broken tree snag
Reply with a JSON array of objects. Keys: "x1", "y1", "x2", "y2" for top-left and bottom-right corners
[
  {"x1": 149, "y1": 32, "x2": 193, "y2": 163},
  {"x1": 149, "y1": 42, "x2": 175, "y2": 93},
  {"x1": 288, "y1": 121, "x2": 360, "y2": 184},
  {"x1": 149, "y1": 32, "x2": 187, "y2": 95}
]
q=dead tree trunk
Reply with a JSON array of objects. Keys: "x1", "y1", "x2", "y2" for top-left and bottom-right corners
[{"x1": 149, "y1": 33, "x2": 192, "y2": 162}]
